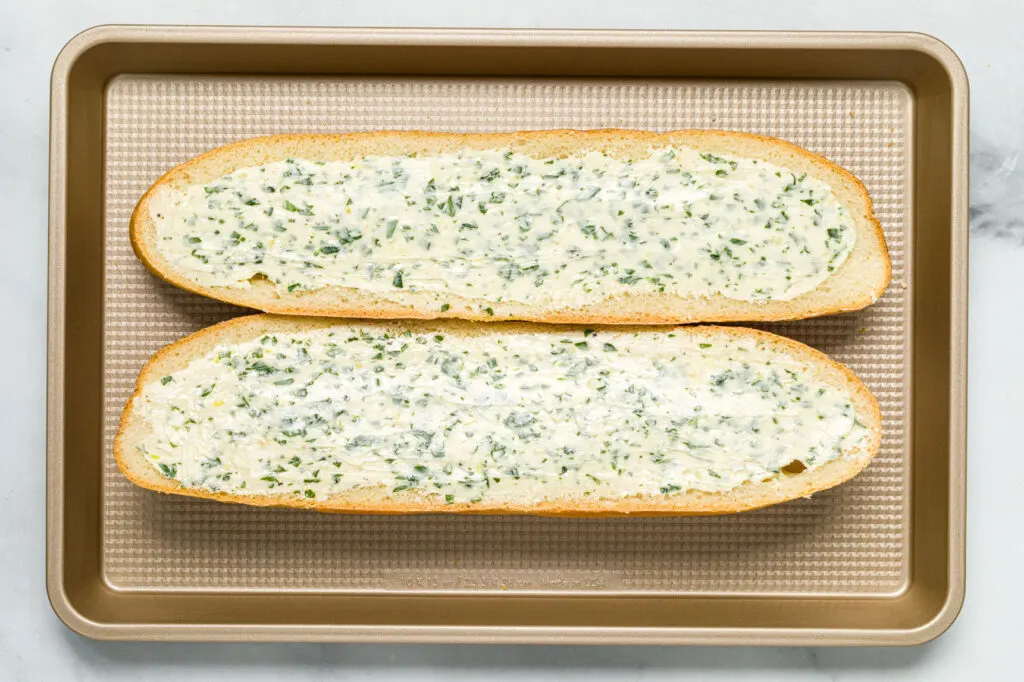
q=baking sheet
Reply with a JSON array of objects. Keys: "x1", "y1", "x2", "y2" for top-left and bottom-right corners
[{"x1": 48, "y1": 27, "x2": 967, "y2": 643}]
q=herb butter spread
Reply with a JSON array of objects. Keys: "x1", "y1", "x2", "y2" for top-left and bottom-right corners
[
  {"x1": 133, "y1": 326, "x2": 870, "y2": 504},
  {"x1": 149, "y1": 147, "x2": 857, "y2": 307}
]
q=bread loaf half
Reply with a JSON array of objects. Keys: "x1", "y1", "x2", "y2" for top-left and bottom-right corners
[
  {"x1": 114, "y1": 315, "x2": 882, "y2": 516},
  {"x1": 131, "y1": 130, "x2": 890, "y2": 324}
]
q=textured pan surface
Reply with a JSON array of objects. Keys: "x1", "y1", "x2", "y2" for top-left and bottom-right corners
[{"x1": 101, "y1": 74, "x2": 912, "y2": 595}]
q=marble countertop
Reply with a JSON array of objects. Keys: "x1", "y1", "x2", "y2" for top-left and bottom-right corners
[{"x1": 2, "y1": 1, "x2": 1020, "y2": 679}]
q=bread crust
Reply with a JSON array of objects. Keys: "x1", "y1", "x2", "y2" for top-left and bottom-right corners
[
  {"x1": 130, "y1": 129, "x2": 891, "y2": 324},
  {"x1": 114, "y1": 314, "x2": 882, "y2": 516}
]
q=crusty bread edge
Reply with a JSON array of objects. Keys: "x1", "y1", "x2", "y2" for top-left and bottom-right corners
[
  {"x1": 130, "y1": 129, "x2": 891, "y2": 324},
  {"x1": 113, "y1": 314, "x2": 883, "y2": 516}
]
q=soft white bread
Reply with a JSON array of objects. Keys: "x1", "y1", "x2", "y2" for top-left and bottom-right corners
[
  {"x1": 130, "y1": 129, "x2": 891, "y2": 324},
  {"x1": 114, "y1": 315, "x2": 882, "y2": 516}
]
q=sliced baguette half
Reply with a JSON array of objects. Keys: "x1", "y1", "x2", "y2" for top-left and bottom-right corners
[
  {"x1": 131, "y1": 129, "x2": 891, "y2": 324},
  {"x1": 114, "y1": 314, "x2": 882, "y2": 516}
]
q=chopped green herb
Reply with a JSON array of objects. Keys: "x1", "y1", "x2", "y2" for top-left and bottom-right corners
[{"x1": 283, "y1": 199, "x2": 314, "y2": 216}]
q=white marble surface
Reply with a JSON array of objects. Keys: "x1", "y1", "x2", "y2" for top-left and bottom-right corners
[{"x1": 1, "y1": 0, "x2": 1021, "y2": 679}]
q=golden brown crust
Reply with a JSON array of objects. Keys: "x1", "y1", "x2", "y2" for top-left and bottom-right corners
[
  {"x1": 114, "y1": 314, "x2": 882, "y2": 516},
  {"x1": 130, "y1": 129, "x2": 891, "y2": 325}
]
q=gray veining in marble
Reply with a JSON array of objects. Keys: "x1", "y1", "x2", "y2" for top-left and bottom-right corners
[{"x1": 971, "y1": 135, "x2": 1024, "y2": 241}]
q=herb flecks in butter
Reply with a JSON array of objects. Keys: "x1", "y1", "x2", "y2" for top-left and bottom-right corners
[
  {"x1": 134, "y1": 327, "x2": 870, "y2": 504},
  {"x1": 150, "y1": 148, "x2": 856, "y2": 306}
]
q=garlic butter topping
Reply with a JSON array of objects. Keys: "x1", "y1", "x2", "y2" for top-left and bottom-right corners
[
  {"x1": 134, "y1": 326, "x2": 870, "y2": 504},
  {"x1": 149, "y1": 147, "x2": 856, "y2": 308}
]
